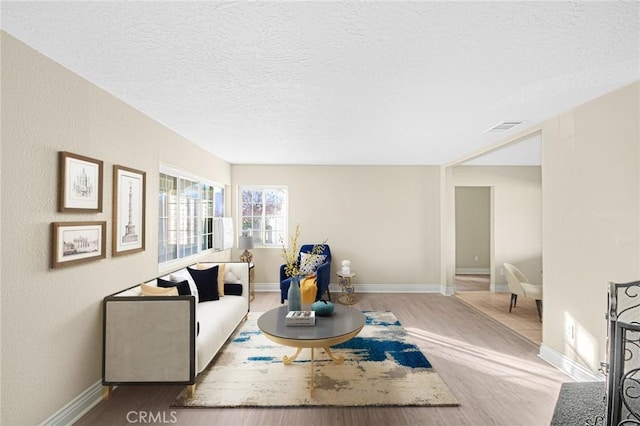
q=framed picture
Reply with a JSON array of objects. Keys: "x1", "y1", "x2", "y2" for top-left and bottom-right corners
[
  {"x1": 51, "y1": 221, "x2": 106, "y2": 268},
  {"x1": 59, "y1": 151, "x2": 104, "y2": 212},
  {"x1": 112, "y1": 165, "x2": 146, "y2": 256}
]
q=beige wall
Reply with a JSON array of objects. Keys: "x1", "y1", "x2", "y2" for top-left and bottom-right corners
[
  {"x1": 0, "y1": 34, "x2": 3, "y2": 420},
  {"x1": 231, "y1": 165, "x2": 442, "y2": 286},
  {"x1": 455, "y1": 186, "x2": 490, "y2": 270},
  {"x1": 453, "y1": 166, "x2": 543, "y2": 286},
  {"x1": 542, "y1": 81, "x2": 640, "y2": 372},
  {"x1": 1, "y1": 33, "x2": 232, "y2": 425},
  {"x1": 3, "y1": 24, "x2": 637, "y2": 423}
]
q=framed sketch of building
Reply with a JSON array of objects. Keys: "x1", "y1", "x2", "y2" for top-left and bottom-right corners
[
  {"x1": 113, "y1": 165, "x2": 146, "y2": 256},
  {"x1": 51, "y1": 221, "x2": 106, "y2": 268},
  {"x1": 59, "y1": 151, "x2": 103, "y2": 212}
]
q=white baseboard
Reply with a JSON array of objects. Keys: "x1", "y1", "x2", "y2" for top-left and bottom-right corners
[
  {"x1": 335, "y1": 283, "x2": 444, "y2": 293},
  {"x1": 441, "y1": 285, "x2": 455, "y2": 296},
  {"x1": 254, "y1": 282, "x2": 448, "y2": 295},
  {"x1": 41, "y1": 380, "x2": 104, "y2": 426},
  {"x1": 539, "y1": 344, "x2": 604, "y2": 382},
  {"x1": 455, "y1": 268, "x2": 490, "y2": 275},
  {"x1": 490, "y1": 284, "x2": 509, "y2": 293}
]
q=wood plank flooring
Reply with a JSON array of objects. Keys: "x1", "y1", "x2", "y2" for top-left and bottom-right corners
[
  {"x1": 455, "y1": 291, "x2": 542, "y2": 345},
  {"x1": 454, "y1": 275, "x2": 542, "y2": 345},
  {"x1": 454, "y1": 274, "x2": 491, "y2": 291},
  {"x1": 76, "y1": 292, "x2": 571, "y2": 426}
]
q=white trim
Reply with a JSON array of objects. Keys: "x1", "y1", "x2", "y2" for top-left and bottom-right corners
[
  {"x1": 159, "y1": 163, "x2": 224, "y2": 188},
  {"x1": 254, "y1": 282, "x2": 448, "y2": 295},
  {"x1": 441, "y1": 285, "x2": 455, "y2": 296},
  {"x1": 237, "y1": 185, "x2": 288, "y2": 249},
  {"x1": 490, "y1": 283, "x2": 509, "y2": 293},
  {"x1": 41, "y1": 380, "x2": 104, "y2": 426},
  {"x1": 335, "y1": 283, "x2": 444, "y2": 294},
  {"x1": 254, "y1": 283, "x2": 287, "y2": 292},
  {"x1": 538, "y1": 343, "x2": 604, "y2": 382},
  {"x1": 455, "y1": 268, "x2": 490, "y2": 275}
]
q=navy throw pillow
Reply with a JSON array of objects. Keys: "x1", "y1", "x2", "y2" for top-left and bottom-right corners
[
  {"x1": 224, "y1": 283, "x2": 243, "y2": 296},
  {"x1": 187, "y1": 266, "x2": 219, "y2": 302},
  {"x1": 157, "y1": 278, "x2": 191, "y2": 296}
]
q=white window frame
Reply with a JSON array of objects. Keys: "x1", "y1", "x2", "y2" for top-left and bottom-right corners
[
  {"x1": 159, "y1": 165, "x2": 225, "y2": 268},
  {"x1": 238, "y1": 185, "x2": 288, "y2": 248}
]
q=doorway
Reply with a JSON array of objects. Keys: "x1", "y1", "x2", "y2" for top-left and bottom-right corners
[{"x1": 454, "y1": 186, "x2": 491, "y2": 292}]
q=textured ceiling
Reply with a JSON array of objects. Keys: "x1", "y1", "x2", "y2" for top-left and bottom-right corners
[{"x1": 2, "y1": 1, "x2": 638, "y2": 165}]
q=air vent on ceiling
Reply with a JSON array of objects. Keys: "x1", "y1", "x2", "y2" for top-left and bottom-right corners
[{"x1": 486, "y1": 121, "x2": 525, "y2": 133}]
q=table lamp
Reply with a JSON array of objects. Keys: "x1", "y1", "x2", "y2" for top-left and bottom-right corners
[{"x1": 238, "y1": 236, "x2": 254, "y2": 263}]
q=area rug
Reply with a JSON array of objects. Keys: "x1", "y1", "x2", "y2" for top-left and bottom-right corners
[{"x1": 173, "y1": 311, "x2": 459, "y2": 407}]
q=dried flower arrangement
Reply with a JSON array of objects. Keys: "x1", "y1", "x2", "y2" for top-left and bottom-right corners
[{"x1": 281, "y1": 224, "x2": 327, "y2": 278}]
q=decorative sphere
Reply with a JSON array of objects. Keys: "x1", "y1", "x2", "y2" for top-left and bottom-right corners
[{"x1": 312, "y1": 300, "x2": 335, "y2": 316}]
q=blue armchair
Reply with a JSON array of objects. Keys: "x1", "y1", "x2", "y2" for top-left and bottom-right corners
[{"x1": 280, "y1": 244, "x2": 332, "y2": 304}]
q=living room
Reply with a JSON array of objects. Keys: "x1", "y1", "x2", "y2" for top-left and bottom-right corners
[{"x1": 1, "y1": 3, "x2": 639, "y2": 425}]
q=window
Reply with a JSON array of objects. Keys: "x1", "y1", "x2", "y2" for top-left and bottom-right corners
[
  {"x1": 239, "y1": 186, "x2": 288, "y2": 247},
  {"x1": 200, "y1": 184, "x2": 224, "y2": 251},
  {"x1": 158, "y1": 167, "x2": 225, "y2": 265}
]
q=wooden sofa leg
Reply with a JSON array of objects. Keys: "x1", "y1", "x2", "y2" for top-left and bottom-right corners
[
  {"x1": 187, "y1": 384, "x2": 196, "y2": 399},
  {"x1": 102, "y1": 385, "x2": 113, "y2": 400}
]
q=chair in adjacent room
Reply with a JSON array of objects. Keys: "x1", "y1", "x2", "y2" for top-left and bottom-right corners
[
  {"x1": 504, "y1": 262, "x2": 543, "y2": 321},
  {"x1": 280, "y1": 244, "x2": 332, "y2": 304}
]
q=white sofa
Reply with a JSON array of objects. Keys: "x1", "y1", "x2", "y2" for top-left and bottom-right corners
[{"x1": 102, "y1": 262, "x2": 250, "y2": 397}]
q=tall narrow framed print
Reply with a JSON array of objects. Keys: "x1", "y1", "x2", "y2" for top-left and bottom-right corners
[
  {"x1": 51, "y1": 221, "x2": 106, "y2": 268},
  {"x1": 59, "y1": 151, "x2": 103, "y2": 212},
  {"x1": 113, "y1": 165, "x2": 146, "y2": 256}
]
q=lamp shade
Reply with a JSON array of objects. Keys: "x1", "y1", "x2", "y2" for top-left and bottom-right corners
[{"x1": 238, "y1": 236, "x2": 254, "y2": 250}]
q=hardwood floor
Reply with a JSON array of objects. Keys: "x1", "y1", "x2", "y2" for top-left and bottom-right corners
[
  {"x1": 454, "y1": 274, "x2": 491, "y2": 291},
  {"x1": 454, "y1": 275, "x2": 542, "y2": 345},
  {"x1": 77, "y1": 292, "x2": 570, "y2": 426}
]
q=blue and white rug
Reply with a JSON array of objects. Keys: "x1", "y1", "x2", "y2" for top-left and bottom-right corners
[{"x1": 174, "y1": 311, "x2": 459, "y2": 407}]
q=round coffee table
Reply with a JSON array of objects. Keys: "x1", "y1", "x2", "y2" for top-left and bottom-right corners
[{"x1": 257, "y1": 304, "x2": 365, "y2": 393}]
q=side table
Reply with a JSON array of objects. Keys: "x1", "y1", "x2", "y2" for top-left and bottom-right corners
[{"x1": 336, "y1": 271, "x2": 357, "y2": 305}]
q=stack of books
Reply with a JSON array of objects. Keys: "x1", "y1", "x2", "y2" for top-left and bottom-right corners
[{"x1": 285, "y1": 310, "x2": 316, "y2": 326}]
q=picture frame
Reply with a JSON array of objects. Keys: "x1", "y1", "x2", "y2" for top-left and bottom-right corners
[
  {"x1": 59, "y1": 151, "x2": 104, "y2": 212},
  {"x1": 112, "y1": 165, "x2": 146, "y2": 256},
  {"x1": 51, "y1": 221, "x2": 106, "y2": 268}
]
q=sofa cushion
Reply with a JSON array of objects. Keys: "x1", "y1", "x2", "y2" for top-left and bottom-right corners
[
  {"x1": 300, "y1": 253, "x2": 327, "y2": 275},
  {"x1": 224, "y1": 283, "x2": 243, "y2": 296},
  {"x1": 188, "y1": 265, "x2": 220, "y2": 302},
  {"x1": 167, "y1": 270, "x2": 199, "y2": 304},
  {"x1": 223, "y1": 266, "x2": 243, "y2": 284},
  {"x1": 157, "y1": 278, "x2": 191, "y2": 296},
  {"x1": 140, "y1": 284, "x2": 178, "y2": 296},
  {"x1": 217, "y1": 263, "x2": 226, "y2": 297},
  {"x1": 195, "y1": 295, "x2": 247, "y2": 373}
]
